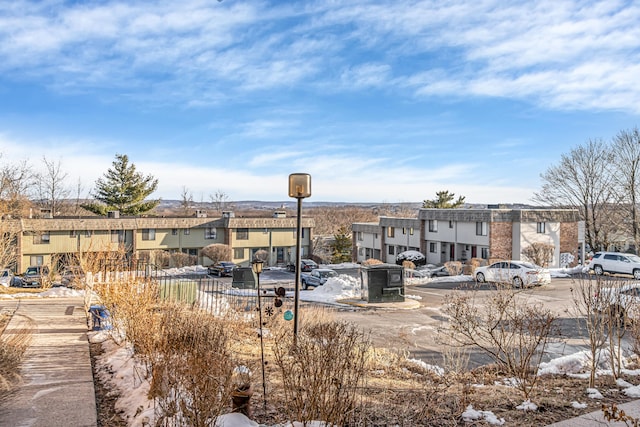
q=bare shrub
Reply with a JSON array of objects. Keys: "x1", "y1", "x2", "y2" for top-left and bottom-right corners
[
  {"x1": 150, "y1": 305, "x2": 235, "y2": 426},
  {"x1": 272, "y1": 321, "x2": 370, "y2": 425},
  {"x1": 402, "y1": 260, "x2": 416, "y2": 270},
  {"x1": 201, "y1": 244, "x2": 232, "y2": 264},
  {"x1": 170, "y1": 252, "x2": 197, "y2": 268},
  {"x1": 522, "y1": 243, "x2": 555, "y2": 267},
  {"x1": 253, "y1": 249, "x2": 268, "y2": 263},
  {"x1": 362, "y1": 258, "x2": 383, "y2": 266},
  {"x1": 444, "y1": 261, "x2": 463, "y2": 276},
  {"x1": 570, "y1": 276, "x2": 608, "y2": 388},
  {"x1": 442, "y1": 286, "x2": 559, "y2": 399},
  {"x1": 598, "y1": 277, "x2": 633, "y2": 380},
  {"x1": 0, "y1": 312, "x2": 34, "y2": 395}
]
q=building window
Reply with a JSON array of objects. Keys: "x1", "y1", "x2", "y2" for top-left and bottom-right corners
[
  {"x1": 184, "y1": 229, "x2": 190, "y2": 235},
  {"x1": 429, "y1": 242, "x2": 437, "y2": 253},
  {"x1": 172, "y1": 229, "x2": 178, "y2": 235},
  {"x1": 85, "y1": 230, "x2": 92, "y2": 238},
  {"x1": 387, "y1": 227, "x2": 395, "y2": 238},
  {"x1": 402, "y1": 227, "x2": 407, "y2": 235},
  {"x1": 30, "y1": 255, "x2": 44, "y2": 266},
  {"x1": 237, "y1": 228, "x2": 249, "y2": 240},
  {"x1": 409, "y1": 227, "x2": 414, "y2": 235},
  {"x1": 537, "y1": 222, "x2": 546, "y2": 233},
  {"x1": 205, "y1": 227, "x2": 217, "y2": 239},
  {"x1": 358, "y1": 247, "x2": 364, "y2": 256},
  {"x1": 428, "y1": 220, "x2": 438, "y2": 232},
  {"x1": 69, "y1": 230, "x2": 77, "y2": 238},
  {"x1": 357, "y1": 232, "x2": 363, "y2": 241},
  {"x1": 142, "y1": 228, "x2": 156, "y2": 241},
  {"x1": 234, "y1": 248, "x2": 244, "y2": 259},
  {"x1": 111, "y1": 230, "x2": 124, "y2": 243},
  {"x1": 33, "y1": 231, "x2": 50, "y2": 245},
  {"x1": 374, "y1": 233, "x2": 378, "y2": 239},
  {"x1": 476, "y1": 222, "x2": 487, "y2": 236},
  {"x1": 449, "y1": 220, "x2": 454, "y2": 229},
  {"x1": 388, "y1": 245, "x2": 395, "y2": 255},
  {"x1": 481, "y1": 248, "x2": 489, "y2": 259}
]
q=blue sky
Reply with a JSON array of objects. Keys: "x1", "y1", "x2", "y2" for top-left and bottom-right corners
[{"x1": 0, "y1": 0, "x2": 638, "y2": 204}]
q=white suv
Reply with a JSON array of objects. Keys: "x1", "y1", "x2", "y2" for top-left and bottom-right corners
[{"x1": 589, "y1": 251, "x2": 640, "y2": 279}]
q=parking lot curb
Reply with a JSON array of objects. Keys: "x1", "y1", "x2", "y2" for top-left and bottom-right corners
[{"x1": 336, "y1": 298, "x2": 421, "y2": 309}]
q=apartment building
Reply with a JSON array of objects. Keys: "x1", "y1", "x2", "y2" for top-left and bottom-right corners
[
  {"x1": 353, "y1": 207, "x2": 582, "y2": 268},
  {"x1": 8, "y1": 210, "x2": 314, "y2": 273}
]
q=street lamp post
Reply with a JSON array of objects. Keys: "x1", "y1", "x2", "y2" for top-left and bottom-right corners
[
  {"x1": 251, "y1": 259, "x2": 267, "y2": 412},
  {"x1": 288, "y1": 173, "x2": 311, "y2": 338}
]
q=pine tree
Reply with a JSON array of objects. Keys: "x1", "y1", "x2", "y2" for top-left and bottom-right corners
[
  {"x1": 422, "y1": 190, "x2": 465, "y2": 208},
  {"x1": 331, "y1": 226, "x2": 352, "y2": 263},
  {"x1": 82, "y1": 154, "x2": 160, "y2": 216}
]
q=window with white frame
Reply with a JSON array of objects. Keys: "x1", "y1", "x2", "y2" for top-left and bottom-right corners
[
  {"x1": 387, "y1": 227, "x2": 395, "y2": 238},
  {"x1": 481, "y1": 247, "x2": 489, "y2": 259},
  {"x1": 184, "y1": 228, "x2": 190, "y2": 235},
  {"x1": 142, "y1": 228, "x2": 156, "y2": 241},
  {"x1": 30, "y1": 255, "x2": 44, "y2": 266},
  {"x1": 234, "y1": 248, "x2": 244, "y2": 259},
  {"x1": 429, "y1": 242, "x2": 436, "y2": 253},
  {"x1": 205, "y1": 227, "x2": 217, "y2": 239},
  {"x1": 237, "y1": 228, "x2": 249, "y2": 240},
  {"x1": 428, "y1": 220, "x2": 437, "y2": 232},
  {"x1": 111, "y1": 230, "x2": 124, "y2": 243},
  {"x1": 476, "y1": 222, "x2": 487, "y2": 236},
  {"x1": 537, "y1": 222, "x2": 546, "y2": 233},
  {"x1": 33, "y1": 231, "x2": 50, "y2": 245},
  {"x1": 357, "y1": 231, "x2": 363, "y2": 241},
  {"x1": 388, "y1": 245, "x2": 394, "y2": 255},
  {"x1": 409, "y1": 227, "x2": 414, "y2": 235},
  {"x1": 172, "y1": 229, "x2": 178, "y2": 235}
]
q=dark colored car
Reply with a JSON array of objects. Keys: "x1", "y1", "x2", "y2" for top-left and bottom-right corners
[
  {"x1": 13, "y1": 265, "x2": 50, "y2": 288},
  {"x1": 208, "y1": 261, "x2": 237, "y2": 277},
  {"x1": 60, "y1": 266, "x2": 86, "y2": 289},
  {"x1": 301, "y1": 268, "x2": 337, "y2": 290},
  {"x1": 287, "y1": 259, "x2": 319, "y2": 272}
]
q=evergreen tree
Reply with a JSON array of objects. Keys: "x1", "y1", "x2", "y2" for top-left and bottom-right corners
[
  {"x1": 83, "y1": 154, "x2": 160, "y2": 216},
  {"x1": 331, "y1": 226, "x2": 352, "y2": 263},
  {"x1": 422, "y1": 190, "x2": 465, "y2": 209}
]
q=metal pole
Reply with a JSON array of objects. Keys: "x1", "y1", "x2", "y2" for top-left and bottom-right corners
[
  {"x1": 256, "y1": 271, "x2": 267, "y2": 411},
  {"x1": 294, "y1": 196, "x2": 302, "y2": 338}
]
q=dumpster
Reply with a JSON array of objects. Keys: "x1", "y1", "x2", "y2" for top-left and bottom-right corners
[
  {"x1": 361, "y1": 264, "x2": 404, "y2": 303},
  {"x1": 231, "y1": 267, "x2": 258, "y2": 289},
  {"x1": 88, "y1": 305, "x2": 112, "y2": 331}
]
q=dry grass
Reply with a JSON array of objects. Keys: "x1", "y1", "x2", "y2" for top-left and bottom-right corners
[{"x1": 0, "y1": 310, "x2": 34, "y2": 398}]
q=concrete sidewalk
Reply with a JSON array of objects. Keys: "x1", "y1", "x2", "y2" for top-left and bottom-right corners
[
  {"x1": 0, "y1": 297, "x2": 97, "y2": 427},
  {"x1": 546, "y1": 400, "x2": 640, "y2": 426}
]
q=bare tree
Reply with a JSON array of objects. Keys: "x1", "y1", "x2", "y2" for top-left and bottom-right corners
[
  {"x1": 210, "y1": 190, "x2": 229, "y2": 213},
  {"x1": 0, "y1": 158, "x2": 34, "y2": 218},
  {"x1": 309, "y1": 206, "x2": 378, "y2": 236},
  {"x1": 522, "y1": 242, "x2": 555, "y2": 267},
  {"x1": 36, "y1": 156, "x2": 71, "y2": 215},
  {"x1": 201, "y1": 244, "x2": 232, "y2": 264},
  {"x1": 180, "y1": 186, "x2": 193, "y2": 215},
  {"x1": 534, "y1": 139, "x2": 621, "y2": 252},
  {"x1": 612, "y1": 127, "x2": 640, "y2": 252}
]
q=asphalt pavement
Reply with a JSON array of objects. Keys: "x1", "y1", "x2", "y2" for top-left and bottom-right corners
[{"x1": 0, "y1": 296, "x2": 97, "y2": 427}]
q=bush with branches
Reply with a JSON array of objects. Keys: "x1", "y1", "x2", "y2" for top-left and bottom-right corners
[
  {"x1": 522, "y1": 243, "x2": 555, "y2": 267},
  {"x1": 201, "y1": 244, "x2": 232, "y2": 264}
]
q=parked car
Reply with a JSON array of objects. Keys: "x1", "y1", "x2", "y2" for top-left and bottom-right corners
[
  {"x1": 396, "y1": 250, "x2": 427, "y2": 267},
  {"x1": 208, "y1": 261, "x2": 236, "y2": 277},
  {"x1": 13, "y1": 265, "x2": 51, "y2": 288},
  {"x1": 301, "y1": 268, "x2": 337, "y2": 290},
  {"x1": 60, "y1": 266, "x2": 86, "y2": 289},
  {"x1": 588, "y1": 251, "x2": 640, "y2": 280},
  {"x1": 595, "y1": 282, "x2": 640, "y2": 320},
  {"x1": 0, "y1": 269, "x2": 14, "y2": 287},
  {"x1": 474, "y1": 261, "x2": 550, "y2": 287},
  {"x1": 287, "y1": 259, "x2": 319, "y2": 273}
]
